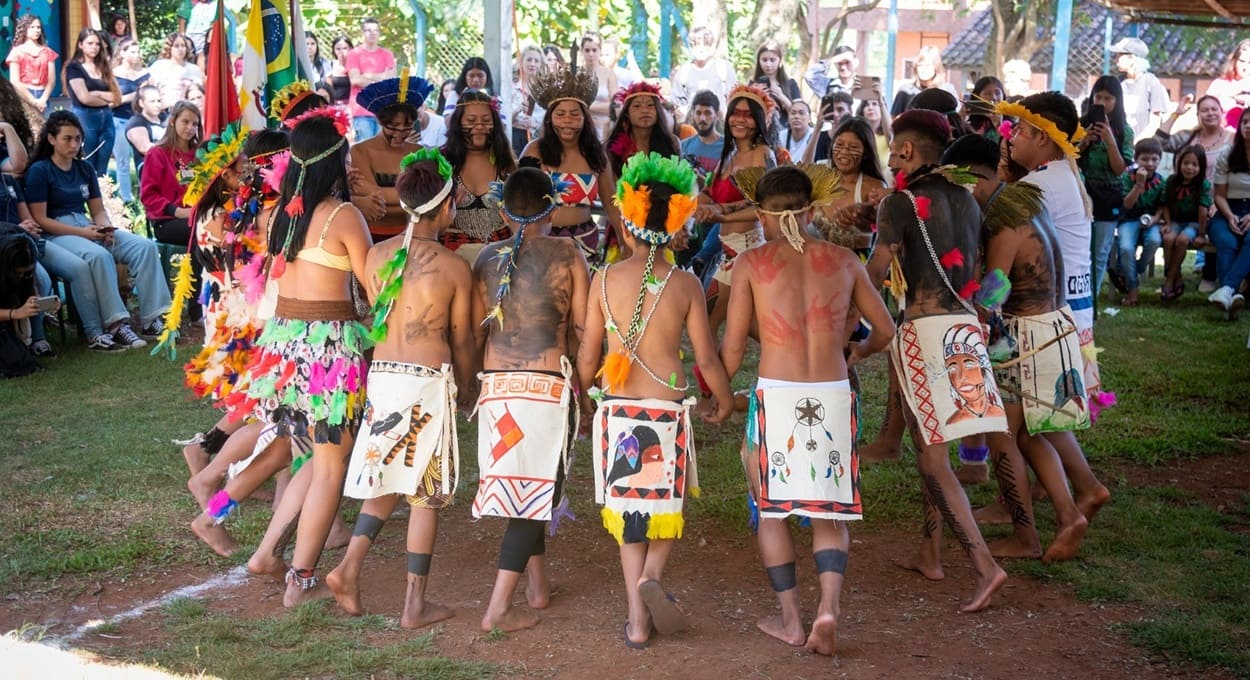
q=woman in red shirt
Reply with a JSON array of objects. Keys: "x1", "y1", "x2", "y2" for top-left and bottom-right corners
[
  {"x1": 5, "y1": 16, "x2": 58, "y2": 112},
  {"x1": 140, "y1": 101, "x2": 201, "y2": 246}
]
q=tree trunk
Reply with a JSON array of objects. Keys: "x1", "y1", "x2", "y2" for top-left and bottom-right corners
[{"x1": 747, "y1": 0, "x2": 802, "y2": 54}]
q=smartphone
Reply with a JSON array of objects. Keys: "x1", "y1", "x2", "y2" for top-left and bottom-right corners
[
  {"x1": 1088, "y1": 104, "x2": 1106, "y2": 125},
  {"x1": 852, "y1": 76, "x2": 880, "y2": 102},
  {"x1": 97, "y1": 226, "x2": 117, "y2": 233},
  {"x1": 36, "y1": 295, "x2": 59, "y2": 313}
]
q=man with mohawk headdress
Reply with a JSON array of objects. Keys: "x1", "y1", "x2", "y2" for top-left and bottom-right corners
[
  {"x1": 720, "y1": 164, "x2": 895, "y2": 656},
  {"x1": 577, "y1": 152, "x2": 734, "y2": 649}
]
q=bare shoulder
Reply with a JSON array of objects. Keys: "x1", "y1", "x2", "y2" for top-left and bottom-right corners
[
  {"x1": 440, "y1": 245, "x2": 474, "y2": 283},
  {"x1": 473, "y1": 241, "x2": 504, "y2": 277},
  {"x1": 367, "y1": 233, "x2": 403, "y2": 266},
  {"x1": 669, "y1": 267, "x2": 704, "y2": 301}
]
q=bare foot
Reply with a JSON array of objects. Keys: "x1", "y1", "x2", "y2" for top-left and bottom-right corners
[
  {"x1": 401, "y1": 600, "x2": 454, "y2": 629},
  {"x1": 955, "y1": 464, "x2": 989, "y2": 485},
  {"x1": 756, "y1": 614, "x2": 805, "y2": 646},
  {"x1": 960, "y1": 565, "x2": 1008, "y2": 613},
  {"x1": 283, "y1": 580, "x2": 333, "y2": 608},
  {"x1": 325, "y1": 517, "x2": 352, "y2": 550},
  {"x1": 525, "y1": 570, "x2": 550, "y2": 609},
  {"x1": 1041, "y1": 515, "x2": 1089, "y2": 563},
  {"x1": 973, "y1": 500, "x2": 1012, "y2": 525},
  {"x1": 325, "y1": 565, "x2": 363, "y2": 616},
  {"x1": 733, "y1": 391, "x2": 750, "y2": 413},
  {"x1": 1076, "y1": 485, "x2": 1110, "y2": 524},
  {"x1": 183, "y1": 442, "x2": 209, "y2": 477},
  {"x1": 186, "y1": 475, "x2": 215, "y2": 510},
  {"x1": 248, "y1": 487, "x2": 275, "y2": 502},
  {"x1": 481, "y1": 606, "x2": 540, "y2": 633},
  {"x1": 190, "y1": 514, "x2": 237, "y2": 557},
  {"x1": 895, "y1": 552, "x2": 944, "y2": 581},
  {"x1": 805, "y1": 613, "x2": 837, "y2": 656},
  {"x1": 988, "y1": 535, "x2": 1043, "y2": 559},
  {"x1": 247, "y1": 552, "x2": 287, "y2": 582},
  {"x1": 859, "y1": 439, "x2": 902, "y2": 464}
]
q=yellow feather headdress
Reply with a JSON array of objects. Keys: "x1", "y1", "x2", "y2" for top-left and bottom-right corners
[{"x1": 994, "y1": 100, "x2": 1086, "y2": 160}]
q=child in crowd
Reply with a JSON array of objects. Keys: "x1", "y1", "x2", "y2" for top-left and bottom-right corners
[
  {"x1": 329, "y1": 149, "x2": 476, "y2": 628},
  {"x1": 1113, "y1": 138, "x2": 1165, "y2": 306},
  {"x1": 472, "y1": 168, "x2": 590, "y2": 632},
  {"x1": 1161, "y1": 145, "x2": 1214, "y2": 301},
  {"x1": 721, "y1": 165, "x2": 895, "y2": 654},
  {"x1": 577, "y1": 153, "x2": 734, "y2": 649}
]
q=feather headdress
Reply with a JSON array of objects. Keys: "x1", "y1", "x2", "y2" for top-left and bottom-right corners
[
  {"x1": 182, "y1": 121, "x2": 248, "y2": 209},
  {"x1": 531, "y1": 66, "x2": 597, "y2": 111},
  {"x1": 612, "y1": 81, "x2": 663, "y2": 108},
  {"x1": 994, "y1": 100, "x2": 1085, "y2": 160},
  {"x1": 726, "y1": 83, "x2": 776, "y2": 118},
  {"x1": 731, "y1": 164, "x2": 842, "y2": 252},
  {"x1": 357, "y1": 70, "x2": 435, "y2": 118},
  {"x1": 480, "y1": 171, "x2": 564, "y2": 330},
  {"x1": 268, "y1": 80, "x2": 316, "y2": 123}
]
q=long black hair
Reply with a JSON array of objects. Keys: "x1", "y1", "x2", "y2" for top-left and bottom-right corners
[
  {"x1": 441, "y1": 89, "x2": 516, "y2": 176},
  {"x1": 605, "y1": 94, "x2": 681, "y2": 177},
  {"x1": 0, "y1": 232, "x2": 37, "y2": 311},
  {"x1": 454, "y1": 57, "x2": 495, "y2": 94},
  {"x1": 0, "y1": 77, "x2": 34, "y2": 152},
  {"x1": 1081, "y1": 75, "x2": 1129, "y2": 150},
  {"x1": 832, "y1": 117, "x2": 887, "y2": 184},
  {"x1": 536, "y1": 101, "x2": 606, "y2": 174},
  {"x1": 713, "y1": 94, "x2": 770, "y2": 180},
  {"x1": 1229, "y1": 107, "x2": 1250, "y2": 175},
  {"x1": 1164, "y1": 145, "x2": 1208, "y2": 208},
  {"x1": 32, "y1": 110, "x2": 84, "y2": 163},
  {"x1": 269, "y1": 116, "x2": 350, "y2": 259}
]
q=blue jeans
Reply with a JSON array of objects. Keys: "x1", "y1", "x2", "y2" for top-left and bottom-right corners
[
  {"x1": 45, "y1": 214, "x2": 170, "y2": 334},
  {"x1": 1091, "y1": 220, "x2": 1118, "y2": 302},
  {"x1": 112, "y1": 117, "x2": 133, "y2": 202},
  {"x1": 352, "y1": 115, "x2": 380, "y2": 142},
  {"x1": 1115, "y1": 219, "x2": 1162, "y2": 292},
  {"x1": 1210, "y1": 199, "x2": 1250, "y2": 290},
  {"x1": 73, "y1": 106, "x2": 115, "y2": 177}
]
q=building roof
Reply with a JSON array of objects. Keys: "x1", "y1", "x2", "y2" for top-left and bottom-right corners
[
  {"x1": 1102, "y1": 0, "x2": 1250, "y2": 22},
  {"x1": 943, "y1": 3, "x2": 1231, "y2": 82}
]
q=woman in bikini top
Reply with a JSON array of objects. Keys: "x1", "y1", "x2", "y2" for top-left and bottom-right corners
[{"x1": 438, "y1": 89, "x2": 517, "y2": 261}]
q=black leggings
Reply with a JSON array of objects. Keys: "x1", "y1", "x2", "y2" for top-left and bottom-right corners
[
  {"x1": 497, "y1": 452, "x2": 566, "y2": 573},
  {"x1": 152, "y1": 217, "x2": 191, "y2": 246}
]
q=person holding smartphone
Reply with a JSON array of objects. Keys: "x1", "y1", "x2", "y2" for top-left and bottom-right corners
[
  {"x1": 26, "y1": 111, "x2": 171, "y2": 351},
  {"x1": 752, "y1": 42, "x2": 800, "y2": 126},
  {"x1": 1078, "y1": 76, "x2": 1133, "y2": 307}
]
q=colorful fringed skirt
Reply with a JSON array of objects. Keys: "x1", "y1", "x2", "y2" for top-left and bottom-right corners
[
  {"x1": 226, "y1": 297, "x2": 370, "y2": 445},
  {"x1": 185, "y1": 280, "x2": 265, "y2": 409}
]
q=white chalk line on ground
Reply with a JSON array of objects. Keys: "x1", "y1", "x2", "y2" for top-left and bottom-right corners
[{"x1": 44, "y1": 565, "x2": 250, "y2": 647}]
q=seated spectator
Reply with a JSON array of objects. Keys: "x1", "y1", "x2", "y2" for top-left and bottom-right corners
[
  {"x1": 0, "y1": 77, "x2": 34, "y2": 175},
  {"x1": 0, "y1": 194, "x2": 55, "y2": 357},
  {"x1": 180, "y1": 80, "x2": 206, "y2": 112},
  {"x1": 140, "y1": 101, "x2": 200, "y2": 246},
  {"x1": 0, "y1": 232, "x2": 46, "y2": 377},
  {"x1": 25, "y1": 111, "x2": 171, "y2": 349},
  {"x1": 125, "y1": 85, "x2": 166, "y2": 178},
  {"x1": 1208, "y1": 108, "x2": 1250, "y2": 319},
  {"x1": 1161, "y1": 145, "x2": 1212, "y2": 303},
  {"x1": 1113, "y1": 138, "x2": 1166, "y2": 306}
]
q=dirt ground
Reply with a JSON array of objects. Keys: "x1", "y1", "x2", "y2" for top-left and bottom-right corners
[{"x1": 5, "y1": 452, "x2": 1248, "y2": 680}]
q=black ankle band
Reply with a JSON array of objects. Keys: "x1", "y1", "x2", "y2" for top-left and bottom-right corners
[
  {"x1": 353, "y1": 513, "x2": 385, "y2": 542},
  {"x1": 407, "y1": 552, "x2": 432, "y2": 576},
  {"x1": 813, "y1": 549, "x2": 849, "y2": 575},
  {"x1": 202, "y1": 427, "x2": 229, "y2": 456},
  {"x1": 766, "y1": 562, "x2": 797, "y2": 592}
]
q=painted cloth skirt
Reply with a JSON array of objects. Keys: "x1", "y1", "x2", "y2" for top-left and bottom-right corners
[
  {"x1": 225, "y1": 297, "x2": 370, "y2": 445},
  {"x1": 746, "y1": 379, "x2": 861, "y2": 521},
  {"x1": 712, "y1": 226, "x2": 764, "y2": 285},
  {"x1": 993, "y1": 307, "x2": 1091, "y2": 434},
  {"x1": 891, "y1": 313, "x2": 1009, "y2": 446},
  {"x1": 593, "y1": 396, "x2": 699, "y2": 544},
  {"x1": 343, "y1": 362, "x2": 459, "y2": 509},
  {"x1": 471, "y1": 362, "x2": 576, "y2": 521},
  {"x1": 185, "y1": 282, "x2": 265, "y2": 409}
]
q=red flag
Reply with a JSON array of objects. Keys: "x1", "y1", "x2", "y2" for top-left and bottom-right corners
[{"x1": 203, "y1": 1, "x2": 240, "y2": 136}]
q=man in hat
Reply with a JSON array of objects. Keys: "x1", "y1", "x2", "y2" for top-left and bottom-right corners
[{"x1": 1111, "y1": 36, "x2": 1171, "y2": 138}]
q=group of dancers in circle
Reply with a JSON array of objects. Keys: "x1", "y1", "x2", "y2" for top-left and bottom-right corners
[{"x1": 170, "y1": 63, "x2": 1110, "y2": 655}]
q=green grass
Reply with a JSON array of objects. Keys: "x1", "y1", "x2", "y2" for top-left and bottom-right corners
[{"x1": 2, "y1": 264, "x2": 1249, "y2": 677}]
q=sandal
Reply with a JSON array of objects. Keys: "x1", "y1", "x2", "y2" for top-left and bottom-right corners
[
  {"x1": 623, "y1": 621, "x2": 650, "y2": 650},
  {"x1": 639, "y1": 580, "x2": 688, "y2": 634}
]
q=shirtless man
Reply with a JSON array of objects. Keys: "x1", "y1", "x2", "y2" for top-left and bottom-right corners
[
  {"x1": 326, "y1": 149, "x2": 476, "y2": 627},
  {"x1": 577, "y1": 153, "x2": 735, "y2": 649},
  {"x1": 941, "y1": 135, "x2": 1090, "y2": 562},
  {"x1": 1000, "y1": 93, "x2": 1111, "y2": 523},
  {"x1": 721, "y1": 165, "x2": 895, "y2": 654},
  {"x1": 866, "y1": 110, "x2": 1008, "y2": 612},
  {"x1": 472, "y1": 168, "x2": 590, "y2": 632}
]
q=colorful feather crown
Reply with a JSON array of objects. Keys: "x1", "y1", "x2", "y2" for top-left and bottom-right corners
[
  {"x1": 398, "y1": 148, "x2": 455, "y2": 217},
  {"x1": 357, "y1": 70, "x2": 436, "y2": 117},
  {"x1": 183, "y1": 122, "x2": 247, "y2": 208},
  {"x1": 530, "y1": 66, "x2": 598, "y2": 111},
  {"x1": 283, "y1": 105, "x2": 351, "y2": 135},
  {"x1": 731, "y1": 164, "x2": 842, "y2": 207},
  {"x1": 614, "y1": 152, "x2": 698, "y2": 245},
  {"x1": 726, "y1": 83, "x2": 776, "y2": 118},
  {"x1": 994, "y1": 100, "x2": 1086, "y2": 160},
  {"x1": 613, "y1": 81, "x2": 663, "y2": 108},
  {"x1": 268, "y1": 80, "x2": 315, "y2": 122}
]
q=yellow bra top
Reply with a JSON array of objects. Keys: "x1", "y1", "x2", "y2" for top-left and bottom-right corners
[{"x1": 295, "y1": 202, "x2": 353, "y2": 271}]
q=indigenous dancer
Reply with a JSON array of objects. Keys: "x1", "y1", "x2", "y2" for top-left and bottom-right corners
[
  {"x1": 998, "y1": 94, "x2": 1111, "y2": 521},
  {"x1": 523, "y1": 65, "x2": 624, "y2": 266},
  {"x1": 577, "y1": 152, "x2": 734, "y2": 649},
  {"x1": 866, "y1": 109, "x2": 1008, "y2": 612},
  {"x1": 942, "y1": 135, "x2": 1090, "y2": 562},
  {"x1": 327, "y1": 149, "x2": 475, "y2": 626},
  {"x1": 696, "y1": 84, "x2": 789, "y2": 333},
  {"x1": 604, "y1": 83, "x2": 682, "y2": 263},
  {"x1": 350, "y1": 73, "x2": 435, "y2": 240},
  {"x1": 721, "y1": 165, "x2": 894, "y2": 654},
  {"x1": 440, "y1": 89, "x2": 517, "y2": 265},
  {"x1": 472, "y1": 168, "x2": 590, "y2": 632},
  {"x1": 227, "y1": 107, "x2": 374, "y2": 607}
]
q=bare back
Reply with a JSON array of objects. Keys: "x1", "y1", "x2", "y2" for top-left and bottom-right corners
[
  {"x1": 366, "y1": 236, "x2": 474, "y2": 369},
  {"x1": 276, "y1": 199, "x2": 373, "y2": 302}
]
